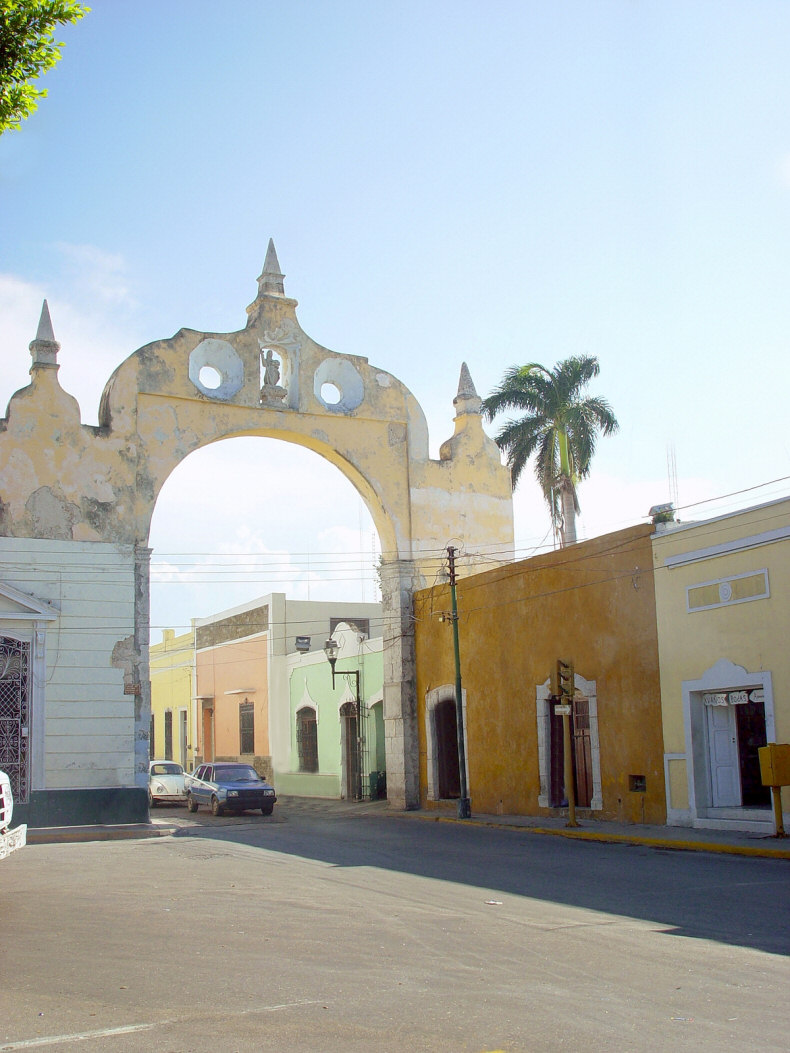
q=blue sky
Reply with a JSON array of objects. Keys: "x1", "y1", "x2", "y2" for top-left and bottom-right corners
[{"x1": 2, "y1": 1, "x2": 789, "y2": 635}]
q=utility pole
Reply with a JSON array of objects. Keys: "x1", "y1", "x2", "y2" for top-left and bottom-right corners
[{"x1": 447, "y1": 545, "x2": 471, "y2": 819}]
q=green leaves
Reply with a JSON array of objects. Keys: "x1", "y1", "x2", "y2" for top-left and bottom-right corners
[
  {"x1": 482, "y1": 354, "x2": 619, "y2": 543},
  {"x1": 0, "y1": 0, "x2": 89, "y2": 134}
]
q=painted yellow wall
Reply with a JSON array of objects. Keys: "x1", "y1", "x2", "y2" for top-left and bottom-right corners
[
  {"x1": 652, "y1": 497, "x2": 790, "y2": 819},
  {"x1": 149, "y1": 628, "x2": 194, "y2": 769},
  {"x1": 414, "y1": 525, "x2": 666, "y2": 824}
]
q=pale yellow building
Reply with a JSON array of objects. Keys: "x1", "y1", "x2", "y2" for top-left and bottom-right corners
[
  {"x1": 149, "y1": 629, "x2": 195, "y2": 771},
  {"x1": 653, "y1": 497, "x2": 790, "y2": 833}
]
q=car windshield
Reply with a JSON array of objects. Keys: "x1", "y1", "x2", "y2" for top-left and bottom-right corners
[
  {"x1": 214, "y1": 765, "x2": 261, "y2": 783},
  {"x1": 151, "y1": 763, "x2": 184, "y2": 776}
]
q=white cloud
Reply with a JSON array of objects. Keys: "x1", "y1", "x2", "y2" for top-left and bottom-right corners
[
  {"x1": 0, "y1": 269, "x2": 141, "y2": 425},
  {"x1": 54, "y1": 242, "x2": 137, "y2": 309}
]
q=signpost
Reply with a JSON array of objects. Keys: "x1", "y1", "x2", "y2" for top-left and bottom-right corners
[
  {"x1": 550, "y1": 658, "x2": 578, "y2": 828},
  {"x1": 758, "y1": 743, "x2": 790, "y2": 838}
]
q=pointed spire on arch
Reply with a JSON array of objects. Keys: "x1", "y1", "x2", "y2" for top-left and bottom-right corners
[
  {"x1": 256, "y1": 238, "x2": 285, "y2": 297},
  {"x1": 29, "y1": 299, "x2": 61, "y2": 369},
  {"x1": 453, "y1": 361, "x2": 482, "y2": 416}
]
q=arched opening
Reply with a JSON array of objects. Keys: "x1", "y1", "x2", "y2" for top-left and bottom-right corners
[
  {"x1": 147, "y1": 435, "x2": 385, "y2": 792},
  {"x1": 148, "y1": 436, "x2": 383, "y2": 632},
  {"x1": 296, "y1": 706, "x2": 318, "y2": 773}
]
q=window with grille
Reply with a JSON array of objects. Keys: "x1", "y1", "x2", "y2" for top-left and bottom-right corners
[
  {"x1": 0, "y1": 636, "x2": 30, "y2": 803},
  {"x1": 164, "y1": 710, "x2": 173, "y2": 760},
  {"x1": 239, "y1": 701, "x2": 255, "y2": 755},
  {"x1": 296, "y1": 707, "x2": 318, "y2": 772}
]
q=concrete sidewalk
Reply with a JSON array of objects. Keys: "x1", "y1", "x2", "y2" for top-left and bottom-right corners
[
  {"x1": 18, "y1": 795, "x2": 790, "y2": 858},
  {"x1": 402, "y1": 804, "x2": 790, "y2": 859}
]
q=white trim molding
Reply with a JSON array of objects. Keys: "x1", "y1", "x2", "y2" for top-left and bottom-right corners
[
  {"x1": 664, "y1": 525, "x2": 790, "y2": 569},
  {"x1": 686, "y1": 568, "x2": 768, "y2": 613},
  {"x1": 679, "y1": 658, "x2": 776, "y2": 832}
]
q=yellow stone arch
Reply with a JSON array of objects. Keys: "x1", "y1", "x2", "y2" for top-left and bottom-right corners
[{"x1": 0, "y1": 243, "x2": 513, "y2": 814}]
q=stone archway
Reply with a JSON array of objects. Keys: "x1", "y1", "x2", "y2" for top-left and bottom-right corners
[{"x1": 0, "y1": 242, "x2": 513, "y2": 824}]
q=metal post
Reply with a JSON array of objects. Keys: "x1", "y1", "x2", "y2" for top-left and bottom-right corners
[
  {"x1": 447, "y1": 546, "x2": 471, "y2": 819},
  {"x1": 353, "y1": 669, "x2": 364, "y2": 801},
  {"x1": 771, "y1": 785, "x2": 786, "y2": 838}
]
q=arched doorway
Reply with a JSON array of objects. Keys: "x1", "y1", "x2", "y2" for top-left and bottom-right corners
[
  {"x1": 435, "y1": 698, "x2": 460, "y2": 800},
  {"x1": 340, "y1": 700, "x2": 361, "y2": 800}
]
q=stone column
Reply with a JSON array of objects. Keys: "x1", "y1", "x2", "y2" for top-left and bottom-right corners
[
  {"x1": 134, "y1": 545, "x2": 153, "y2": 786},
  {"x1": 380, "y1": 558, "x2": 420, "y2": 810}
]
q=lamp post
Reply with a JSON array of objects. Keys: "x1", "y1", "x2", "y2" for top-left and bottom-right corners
[
  {"x1": 324, "y1": 637, "x2": 364, "y2": 801},
  {"x1": 446, "y1": 546, "x2": 472, "y2": 819}
]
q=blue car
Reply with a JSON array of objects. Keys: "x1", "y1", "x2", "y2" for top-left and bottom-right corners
[{"x1": 185, "y1": 762, "x2": 277, "y2": 817}]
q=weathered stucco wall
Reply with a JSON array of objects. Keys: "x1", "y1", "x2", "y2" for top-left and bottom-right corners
[
  {"x1": 0, "y1": 249, "x2": 513, "y2": 820},
  {"x1": 0, "y1": 538, "x2": 142, "y2": 826},
  {"x1": 414, "y1": 525, "x2": 666, "y2": 824}
]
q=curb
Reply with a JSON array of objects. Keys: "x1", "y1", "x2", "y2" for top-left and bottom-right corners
[
  {"x1": 412, "y1": 812, "x2": 790, "y2": 859},
  {"x1": 25, "y1": 823, "x2": 176, "y2": 845}
]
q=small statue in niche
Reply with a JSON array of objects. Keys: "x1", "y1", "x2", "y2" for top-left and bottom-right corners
[{"x1": 259, "y1": 345, "x2": 287, "y2": 404}]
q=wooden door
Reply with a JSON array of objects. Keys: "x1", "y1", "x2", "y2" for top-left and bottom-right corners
[
  {"x1": 549, "y1": 699, "x2": 592, "y2": 808},
  {"x1": 572, "y1": 697, "x2": 593, "y2": 808},
  {"x1": 707, "y1": 704, "x2": 740, "y2": 806},
  {"x1": 435, "y1": 699, "x2": 461, "y2": 799},
  {"x1": 735, "y1": 699, "x2": 770, "y2": 807}
]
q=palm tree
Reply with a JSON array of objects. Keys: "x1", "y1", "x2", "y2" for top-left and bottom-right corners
[{"x1": 482, "y1": 356, "x2": 619, "y2": 546}]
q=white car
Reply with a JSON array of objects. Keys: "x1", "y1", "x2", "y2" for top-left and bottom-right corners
[
  {"x1": 148, "y1": 760, "x2": 187, "y2": 807},
  {"x1": 0, "y1": 770, "x2": 26, "y2": 857}
]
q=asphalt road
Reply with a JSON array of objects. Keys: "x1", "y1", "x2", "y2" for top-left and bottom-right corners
[{"x1": 1, "y1": 799, "x2": 788, "y2": 1052}]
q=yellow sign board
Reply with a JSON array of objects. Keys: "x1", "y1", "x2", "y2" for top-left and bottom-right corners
[{"x1": 758, "y1": 743, "x2": 790, "y2": 787}]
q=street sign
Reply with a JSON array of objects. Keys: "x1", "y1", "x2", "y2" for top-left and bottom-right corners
[{"x1": 555, "y1": 704, "x2": 571, "y2": 715}]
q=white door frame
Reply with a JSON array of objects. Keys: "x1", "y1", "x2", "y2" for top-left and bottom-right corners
[{"x1": 682, "y1": 658, "x2": 774, "y2": 822}]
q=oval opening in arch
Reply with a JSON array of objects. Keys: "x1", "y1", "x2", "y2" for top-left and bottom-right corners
[
  {"x1": 198, "y1": 365, "x2": 222, "y2": 390},
  {"x1": 320, "y1": 381, "x2": 342, "y2": 406}
]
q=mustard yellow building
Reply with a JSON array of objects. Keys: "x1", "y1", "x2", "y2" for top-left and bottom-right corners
[
  {"x1": 653, "y1": 497, "x2": 790, "y2": 833},
  {"x1": 149, "y1": 629, "x2": 195, "y2": 771},
  {"x1": 414, "y1": 525, "x2": 667, "y2": 824}
]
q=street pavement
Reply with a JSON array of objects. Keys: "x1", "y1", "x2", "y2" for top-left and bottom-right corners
[
  {"x1": 26, "y1": 794, "x2": 790, "y2": 859},
  {"x1": 2, "y1": 798, "x2": 788, "y2": 1052}
]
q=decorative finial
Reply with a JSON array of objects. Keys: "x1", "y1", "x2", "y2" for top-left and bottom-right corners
[
  {"x1": 29, "y1": 299, "x2": 61, "y2": 368},
  {"x1": 453, "y1": 362, "x2": 482, "y2": 415},
  {"x1": 256, "y1": 238, "x2": 285, "y2": 297}
]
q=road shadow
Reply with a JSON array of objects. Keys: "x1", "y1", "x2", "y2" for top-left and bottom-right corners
[{"x1": 167, "y1": 799, "x2": 790, "y2": 958}]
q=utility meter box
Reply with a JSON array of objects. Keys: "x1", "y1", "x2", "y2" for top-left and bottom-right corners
[{"x1": 758, "y1": 743, "x2": 790, "y2": 787}]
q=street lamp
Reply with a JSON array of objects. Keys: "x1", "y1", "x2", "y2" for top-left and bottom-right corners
[{"x1": 324, "y1": 637, "x2": 365, "y2": 801}]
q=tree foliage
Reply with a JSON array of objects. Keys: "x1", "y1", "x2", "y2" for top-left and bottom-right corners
[
  {"x1": 0, "y1": 0, "x2": 89, "y2": 134},
  {"x1": 482, "y1": 356, "x2": 619, "y2": 545}
]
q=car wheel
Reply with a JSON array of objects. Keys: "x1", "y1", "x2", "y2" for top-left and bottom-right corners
[
  {"x1": 187, "y1": 794, "x2": 198, "y2": 813},
  {"x1": 260, "y1": 805, "x2": 273, "y2": 816},
  {"x1": 211, "y1": 795, "x2": 223, "y2": 817},
  {"x1": 148, "y1": 789, "x2": 156, "y2": 808}
]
